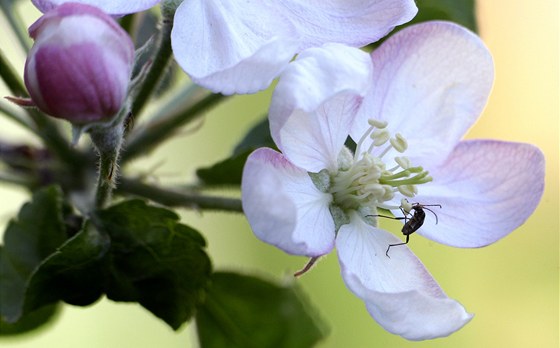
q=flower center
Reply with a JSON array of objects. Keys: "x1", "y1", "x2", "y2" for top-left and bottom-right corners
[{"x1": 329, "y1": 119, "x2": 432, "y2": 213}]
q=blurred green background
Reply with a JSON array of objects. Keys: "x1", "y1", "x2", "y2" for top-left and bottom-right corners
[{"x1": 0, "y1": 1, "x2": 558, "y2": 347}]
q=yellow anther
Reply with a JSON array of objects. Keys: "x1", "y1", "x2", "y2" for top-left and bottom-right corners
[
  {"x1": 398, "y1": 184, "x2": 417, "y2": 197},
  {"x1": 400, "y1": 198, "x2": 413, "y2": 213},
  {"x1": 394, "y1": 156, "x2": 410, "y2": 169},
  {"x1": 371, "y1": 129, "x2": 390, "y2": 146},
  {"x1": 368, "y1": 119, "x2": 388, "y2": 129},
  {"x1": 390, "y1": 133, "x2": 408, "y2": 153}
]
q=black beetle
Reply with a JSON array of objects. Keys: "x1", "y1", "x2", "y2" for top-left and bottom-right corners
[{"x1": 369, "y1": 202, "x2": 441, "y2": 257}]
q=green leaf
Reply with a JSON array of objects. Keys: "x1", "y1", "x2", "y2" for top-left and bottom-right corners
[
  {"x1": 95, "y1": 199, "x2": 212, "y2": 330},
  {"x1": 409, "y1": 0, "x2": 477, "y2": 32},
  {"x1": 0, "y1": 304, "x2": 59, "y2": 336},
  {"x1": 196, "y1": 272, "x2": 329, "y2": 348},
  {"x1": 0, "y1": 186, "x2": 67, "y2": 324},
  {"x1": 2, "y1": 191, "x2": 211, "y2": 333},
  {"x1": 195, "y1": 150, "x2": 252, "y2": 186},
  {"x1": 2, "y1": 186, "x2": 67, "y2": 276},
  {"x1": 0, "y1": 247, "x2": 26, "y2": 325},
  {"x1": 197, "y1": 117, "x2": 275, "y2": 186},
  {"x1": 231, "y1": 117, "x2": 275, "y2": 156},
  {"x1": 23, "y1": 223, "x2": 110, "y2": 311}
]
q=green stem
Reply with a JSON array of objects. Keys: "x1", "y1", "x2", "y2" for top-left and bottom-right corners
[
  {"x1": 94, "y1": 153, "x2": 116, "y2": 208},
  {"x1": 117, "y1": 177, "x2": 243, "y2": 213},
  {"x1": 0, "y1": 171, "x2": 36, "y2": 187},
  {"x1": 122, "y1": 91, "x2": 225, "y2": 163},
  {"x1": 130, "y1": 8, "x2": 174, "y2": 118},
  {"x1": 0, "y1": 2, "x2": 31, "y2": 52},
  {"x1": 90, "y1": 123, "x2": 125, "y2": 209},
  {"x1": 0, "y1": 49, "x2": 27, "y2": 96},
  {"x1": 0, "y1": 102, "x2": 34, "y2": 131},
  {"x1": 31, "y1": 110, "x2": 87, "y2": 168}
]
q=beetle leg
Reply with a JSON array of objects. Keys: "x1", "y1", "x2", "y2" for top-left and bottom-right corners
[
  {"x1": 367, "y1": 214, "x2": 406, "y2": 220},
  {"x1": 385, "y1": 234, "x2": 410, "y2": 258}
]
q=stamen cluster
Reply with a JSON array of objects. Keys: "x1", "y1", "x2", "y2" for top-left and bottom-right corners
[{"x1": 329, "y1": 119, "x2": 432, "y2": 213}]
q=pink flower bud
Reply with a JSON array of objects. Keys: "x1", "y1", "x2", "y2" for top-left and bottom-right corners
[{"x1": 24, "y1": 3, "x2": 134, "y2": 124}]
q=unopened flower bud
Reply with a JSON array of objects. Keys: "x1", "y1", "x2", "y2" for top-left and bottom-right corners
[{"x1": 24, "y1": 3, "x2": 134, "y2": 125}]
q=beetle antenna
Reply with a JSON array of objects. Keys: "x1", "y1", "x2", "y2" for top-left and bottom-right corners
[{"x1": 421, "y1": 205, "x2": 441, "y2": 224}]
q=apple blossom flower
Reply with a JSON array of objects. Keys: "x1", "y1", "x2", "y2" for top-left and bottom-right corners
[
  {"x1": 241, "y1": 21, "x2": 545, "y2": 340},
  {"x1": 24, "y1": 3, "x2": 135, "y2": 125},
  {"x1": 171, "y1": 0, "x2": 418, "y2": 94}
]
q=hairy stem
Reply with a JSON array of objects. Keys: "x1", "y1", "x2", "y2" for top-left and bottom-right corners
[{"x1": 90, "y1": 123, "x2": 125, "y2": 209}]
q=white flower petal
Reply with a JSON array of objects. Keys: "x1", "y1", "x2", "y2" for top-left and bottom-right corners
[
  {"x1": 352, "y1": 21, "x2": 494, "y2": 166},
  {"x1": 337, "y1": 213, "x2": 444, "y2": 298},
  {"x1": 171, "y1": 0, "x2": 415, "y2": 94},
  {"x1": 32, "y1": 0, "x2": 160, "y2": 15},
  {"x1": 242, "y1": 148, "x2": 335, "y2": 256},
  {"x1": 411, "y1": 140, "x2": 545, "y2": 247},
  {"x1": 269, "y1": 44, "x2": 373, "y2": 172},
  {"x1": 363, "y1": 290, "x2": 473, "y2": 341},
  {"x1": 187, "y1": 39, "x2": 300, "y2": 95},
  {"x1": 171, "y1": 0, "x2": 299, "y2": 94},
  {"x1": 283, "y1": 0, "x2": 418, "y2": 48},
  {"x1": 275, "y1": 92, "x2": 362, "y2": 173},
  {"x1": 336, "y1": 213, "x2": 472, "y2": 340}
]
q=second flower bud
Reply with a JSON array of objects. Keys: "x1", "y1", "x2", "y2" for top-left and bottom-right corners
[{"x1": 24, "y1": 3, "x2": 135, "y2": 125}]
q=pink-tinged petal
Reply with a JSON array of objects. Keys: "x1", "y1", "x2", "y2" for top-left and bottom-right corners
[
  {"x1": 28, "y1": 1, "x2": 128, "y2": 39},
  {"x1": 269, "y1": 44, "x2": 373, "y2": 172},
  {"x1": 336, "y1": 213, "x2": 472, "y2": 340},
  {"x1": 411, "y1": 140, "x2": 545, "y2": 248},
  {"x1": 171, "y1": 0, "x2": 299, "y2": 94},
  {"x1": 24, "y1": 3, "x2": 134, "y2": 124},
  {"x1": 31, "y1": 0, "x2": 160, "y2": 15},
  {"x1": 242, "y1": 148, "x2": 335, "y2": 256},
  {"x1": 27, "y1": 43, "x2": 129, "y2": 123},
  {"x1": 282, "y1": 0, "x2": 417, "y2": 48},
  {"x1": 352, "y1": 21, "x2": 494, "y2": 166}
]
